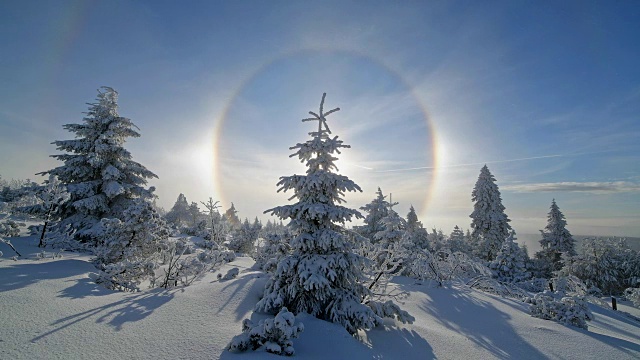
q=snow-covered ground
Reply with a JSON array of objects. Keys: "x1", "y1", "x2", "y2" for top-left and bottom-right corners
[{"x1": 1, "y1": 235, "x2": 639, "y2": 359}]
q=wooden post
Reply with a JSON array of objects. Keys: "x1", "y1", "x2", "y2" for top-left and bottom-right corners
[{"x1": 612, "y1": 297, "x2": 617, "y2": 311}]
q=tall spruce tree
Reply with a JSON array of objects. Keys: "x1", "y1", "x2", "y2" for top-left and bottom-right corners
[
  {"x1": 256, "y1": 94, "x2": 411, "y2": 334},
  {"x1": 535, "y1": 199, "x2": 576, "y2": 275},
  {"x1": 469, "y1": 165, "x2": 511, "y2": 261},
  {"x1": 40, "y1": 87, "x2": 157, "y2": 241}
]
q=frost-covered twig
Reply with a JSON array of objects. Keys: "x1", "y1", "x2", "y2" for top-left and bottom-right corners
[{"x1": 0, "y1": 238, "x2": 22, "y2": 257}]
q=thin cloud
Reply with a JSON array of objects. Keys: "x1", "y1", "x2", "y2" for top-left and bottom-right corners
[
  {"x1": 374, "y1": 154, "x2": 564, "y2": 173},
  {"x1": 503, "y1": 181, "x2": 640, "y2": 194}
]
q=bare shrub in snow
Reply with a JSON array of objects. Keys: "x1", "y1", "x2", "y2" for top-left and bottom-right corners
[
  {"x1": 227, "y1": 307, "x2": 304, "y2": 356},
  {"x1": 157, "y1": 238, "x2": 236, "y2": 288},
  {"x1": 0, "y1": 238, "x2": 22, "y2": 257}
]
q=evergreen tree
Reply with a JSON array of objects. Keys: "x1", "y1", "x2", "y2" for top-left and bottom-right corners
[
  {"x1": 224, "y1": 202, "x2": 241, "y2": 229},
  {"x1": 448, "y1": 225, "x2": 471, "y2": 254},
  {"x1": 39, "y1": 87, "x2": 157, "y2": 241},
  {"x1": 359, "y1": 187, "x2": 397, "y2": 242},
  {"x1": 489, "y1": 231, "x2": 529, "y2": 283},
  {"x1": 166, "y1": 193, "x2": 190, "y2": 226},
  {"x1": 20, "y1": 175, "x2": 71, "y2": 247},
  {"x1": 535, "y1": 199, "x2": 576, "y2": 275},
  {"x1": 256, "y1": 94, "x2": 411, "y2": 334},
  {"x1": 93, "y1": 198, "x2": 170, "y2": 291},
  {"x1": 469, "y1": 165, "x2": 511, "y2": 261},
  {"x1": 405, "y1": 205, "x2": 429, "y2": 249},
  {"x1": 188, "y1": 201, "x2": 202, "y2": 227}
]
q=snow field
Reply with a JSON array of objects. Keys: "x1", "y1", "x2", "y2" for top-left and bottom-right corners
[{"x1": 1, "y1": 235, "x2": 639, "y2": 359}]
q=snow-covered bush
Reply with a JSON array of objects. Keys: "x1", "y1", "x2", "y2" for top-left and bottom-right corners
[
  {"x1": 467, "y1": 276, "x2": 530, "y2": 300},
  {"x1": 92, "y1": 199, "x2": 169, "y2": 291},
  {"x1": 409, "y1": 248, "x2": 492, "y2": 286},
  {"x1": 228, "y1": 218, "x2": 262, "y2": 254},
  {"x1": 0, "y1": 219, "x2": 24, "y2": 237},
  {"x1": 254, "y1": 230, "x2": 291, "y2": 273},
  {"x1": 525, "y1": 291, "x2": 593, "y2": 329},
  {"x1": 227, "y1": 307, "x2": 304, "y2": 356},
  {"x1": 559, "y1": 237, "x2": 639, "y2": 295},
  {"x1": 92, "y1": 259, "x2": 157, "y2": 292},
  {"x1": 516, "y1": 277, "x2": 551, "y2": 293},
  {"x1": 219, "y1": 267, "x2": 240, "y2": 281},
  {"x1": 624, "y1": 288, "x2": 640, "y2": 307}
]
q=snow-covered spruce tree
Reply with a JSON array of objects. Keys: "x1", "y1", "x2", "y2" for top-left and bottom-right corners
[
  {"x1": 535, "y1": 199, "x2": 576, "y2": 277},
  {"x1": 224, "y1": 202, "x2": 241, "y2": 229},
  {"x1": 256, "y1": 94, "x2": 412, "y2": 335},
  {"x1": 358, "y1": 187, "x2": 397, "y2": 242},
  {"x1": 19, "y1": 175, "x2": 70, "y2": 247},
  {"x1": 370, "y1": 207, "x2": 409, "y2": 279},
  {"x1": 228, "y1": 217, "x2": 262, "y2": 254},
  {"x1": 470, "y1": 165, "x2": 511, "y2": 261},
  {"x1": 254, "y1": 225, "x2": 292, "y2": 273},
  {"x1": 405, "y1": 205, "x2": 429, "y2": 250},
  {"x1": 489, "y1": 231, "x2": 529, "y2": 283},
  {"x1": 39, "y1": 87, "x2": 157, "y2": 243},
  {"x1": 448, "y1": 225, "x2": 471, "y2": 254},
  {"x1": 92, "y1": 198, "x2": 170, "y2": 291},
  {"x1": 559, "y1": 237, "x2": 639, "y2": 295},
  {"x1": 165, "y1": 193, "x2": 190, "y2": 227}
]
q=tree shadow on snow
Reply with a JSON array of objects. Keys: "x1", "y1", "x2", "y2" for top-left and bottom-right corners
[
  {"x1": 57, "y1": 277, "x2": 113, "y2": 299},
  {"x1": 31, "y1": 288, "x2": 175, "y2": 343},
  {"x1": 216, "y1": 271, "x2": 267, "y2": 321},
  {"x1": 0, "y1": 259, "x2": 93, "y2": 293},
  {"x1": 360, "y1": 321, "x2": 436, "y2": 360},
  {"x1": 582, "y1": 305, "x2": 640, "y2": 356},
  {"x1": 418, "y1": 287, "x2": 548, "y2": 359}
]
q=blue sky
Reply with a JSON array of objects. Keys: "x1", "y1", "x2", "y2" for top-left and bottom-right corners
[{"x1": 1, "y1": 1, "x2": 639, "y2": 236}]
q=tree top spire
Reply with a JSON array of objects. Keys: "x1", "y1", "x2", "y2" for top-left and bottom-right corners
[{"x1": 302, "y1": 93, "x2": 340, "y2": 136}]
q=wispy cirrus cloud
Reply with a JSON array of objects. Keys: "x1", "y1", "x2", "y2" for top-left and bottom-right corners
[{"x1": 503, "y1": 181, "x2": 640, "y2": 194}]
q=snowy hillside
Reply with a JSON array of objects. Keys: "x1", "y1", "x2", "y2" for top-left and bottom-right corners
[{"x1": 2, "y1": 235, "x2": 639, "y2": 360}]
